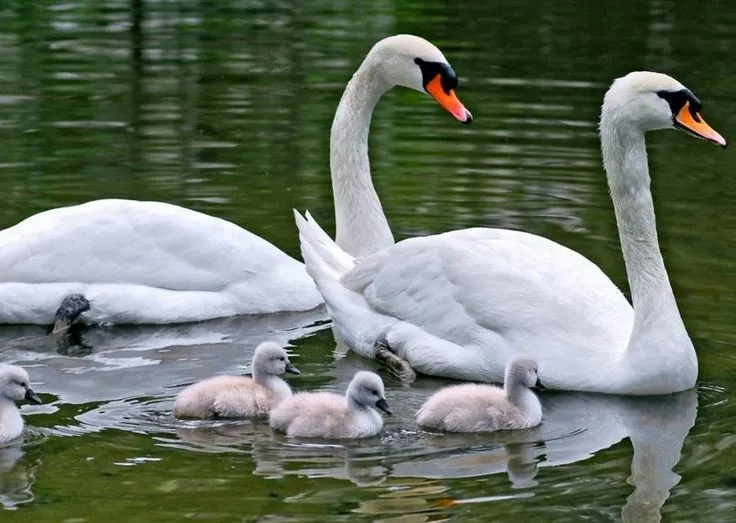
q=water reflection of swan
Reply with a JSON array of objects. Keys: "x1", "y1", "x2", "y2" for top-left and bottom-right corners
[{"x1": 0, "y1": 444, "x2": 38, "y2": 509}]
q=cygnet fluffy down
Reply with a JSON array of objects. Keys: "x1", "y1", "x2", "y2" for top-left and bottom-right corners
[
  {"x1": 0, "y1": 364, "x2": 42, "y2": 443},
  {"x1": 173, "y1": 341, "x2": 300, "y2": 419},
  {"x1": 269, "y1": 371, "x2": 391, "y2": 439},
  {"x1": 416, "y1": 357, "x2": 542, "y2": 432}
]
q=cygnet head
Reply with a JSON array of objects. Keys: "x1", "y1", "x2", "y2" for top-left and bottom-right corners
[
  {"x1": 601, "y1": 71, "x2": 726, "y2": 147},
  {"x1": 346, "y1": 371, "x2": 391, "y2": 415},
  {"x1": 504, "y1": 358, "x2": 539, "y2": 390},
  {"x1": 251, "y1": 341, "x2": 300, "y2": 379},
  {"x1": 365, "y1": 34, "x2": 472, "y2": 124},
  {"x1": 0, "y1": 364, "x2": 42, "y2": 405}
]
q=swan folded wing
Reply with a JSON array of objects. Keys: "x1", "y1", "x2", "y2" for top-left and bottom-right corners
[{"x1": 342, "y1": 228, "x2": 633, "y2": 359}]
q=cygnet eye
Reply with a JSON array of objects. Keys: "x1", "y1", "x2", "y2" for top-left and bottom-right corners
[
  {"x1": 370, "y1": 389, "x2": 379, "y2": 396},
  {"x1": 280, "y1": 357, "x2": 286, "y2": 362},
  {"x1": 20, "y1": 381, "x2": 27, "y2": 388}
]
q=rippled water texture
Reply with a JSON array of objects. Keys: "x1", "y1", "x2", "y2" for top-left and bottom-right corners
[{"x1": 1, "y1": 0, "x2": 735, "y2": 521}]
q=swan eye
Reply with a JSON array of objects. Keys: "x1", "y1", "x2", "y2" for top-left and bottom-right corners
[
  {"x1": 657, "y1": 89, "x2": 701, "y2": 118},
  {"x1": 414, "y1": 57, "x2": 458, "y2": 94},
  {"x1": 279, "y1": 357, "x2": 286, "y2": 362},
  {"x1": 20, "y1": 382, "x2": 26, "y2": 388}
]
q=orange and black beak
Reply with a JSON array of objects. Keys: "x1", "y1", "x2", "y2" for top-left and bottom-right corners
[
  {"x1": 425, "y1": 74, "x2": 472, "y2": 125},
  {"x1": 674, "y1": 101, "x2": 727, "y2": 148}
]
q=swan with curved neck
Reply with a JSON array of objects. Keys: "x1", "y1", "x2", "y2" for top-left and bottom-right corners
[
  {"x1": 0, "y1": 35, "x2": 468, "y2": 328},
  {"x1": 296, "y1": 71, "x2": 726, "y2": 395},
  {"x1": 330, "y1": 35, "x2": 472, "y2": 257}
]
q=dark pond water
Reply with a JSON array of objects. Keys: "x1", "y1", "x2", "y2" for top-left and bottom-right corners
[{"x1": 1, "y1": 0, "x2": 735, "y2": 521}]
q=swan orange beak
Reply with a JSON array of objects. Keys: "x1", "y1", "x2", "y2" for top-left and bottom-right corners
[
  {"x1": 675, "y1": 102, "x2": 727, "y2": 148},
  {"x1": 426, "y1": 75, "x2": 472, "y2": 125}
]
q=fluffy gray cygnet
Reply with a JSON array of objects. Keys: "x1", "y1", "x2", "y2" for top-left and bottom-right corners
[
  {"x1": 269, "y1": 371, "x2": 391, "y2": 439},
  {"x1": 0, "y1": 364, "x2": 42, "y2": 443},
  {"x1": 416, "y1": 357, "x2": 542, "y2": 432},
  {"x1": 173, "y1": 341, "x2": 300, "y2": 419}
]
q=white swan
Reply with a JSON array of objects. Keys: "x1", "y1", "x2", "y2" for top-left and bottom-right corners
[
  {"x1": 295, "y1": 71, "x2": 726, "y2": 395},
  {"x1": 269, "y1": 371, "x2": 391, "y2": 439},
  {"x1": 173, "y1": 340, "x2": 300, "y2": 419},
  {"x1": 416, "y1": 357, "x2": 541, "y2": 432},
  {"x1": 0, "y1": 35, "x2": 470, "y2": 331},
  {"x1": 0, "y1": 364, "x2": 42, "y2": 443}
]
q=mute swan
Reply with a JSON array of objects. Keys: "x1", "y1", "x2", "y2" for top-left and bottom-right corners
[
  {"x1": 0, "y1": 364, "x2": 42, "y2": 443},
  {"x1": 269, "y1": 370, "x2": 391, "y2": 439},
  {"x1": 0, "y1": 35, "x2": 470, "y2": 331},
  {"x1": 295, "y1": 71, "x2": 726, "y2": 395},
  {"x1": 173, "y1": 341, "x2": 300, "y2": 419},
  {"x1": 416, "y1": 358, "x2": 542, "y2": 432}
]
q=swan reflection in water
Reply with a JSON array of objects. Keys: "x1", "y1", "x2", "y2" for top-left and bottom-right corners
[
  {"x1": 0, "y1": 442, "x2": 42, "y2": 509},
  {"x1": 174, "y1": 351, "x2": 696, "y2": 523}
]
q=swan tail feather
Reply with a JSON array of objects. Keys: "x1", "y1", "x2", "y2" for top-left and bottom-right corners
[{"x1": 293, "y1": 209, "x2": 354, "y2": 283}]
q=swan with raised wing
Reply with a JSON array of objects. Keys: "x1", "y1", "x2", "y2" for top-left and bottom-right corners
[
  {"x1": 296, "y1": 71, "x2": 725, "y2": 395},
  {"x1": 0, "y1": 35, "x2": 470, "y2": 330}
]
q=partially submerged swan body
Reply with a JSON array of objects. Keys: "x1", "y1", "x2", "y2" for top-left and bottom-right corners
[
  {"x1": 173, "y1": 341, "x2": 300, "y2": 419},
  {"x1": 0, "y1": 364, "x2": 42, "y2": 443},
  {"x1": 269, "y1": 371, "x2": 391, "y2": 439},
  {"x1": 416, "y1": 358, "x2": 542, "y2": 432},
  {"x1": 296, "y1": 71, "x2": 726, "y2": 395},
  {"x1": 0, "y1": 199, "x2": 322, "y2": 328},
  {"x1": 0, "y1": 35, "x2": 469, "y2": 329}
]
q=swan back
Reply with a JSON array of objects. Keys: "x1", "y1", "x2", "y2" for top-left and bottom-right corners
[
  {"x1": 173, "y1": 341, "x2": 299, "y2": 419},
  {"x1": 0, "y1": 364, "x2": 42, "y2": 443},
  {"x1": 268, "y1": 371, "x2": 390, "y2": 439}
]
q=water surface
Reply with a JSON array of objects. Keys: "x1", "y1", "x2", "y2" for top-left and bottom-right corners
[{"x1": 1, "y1": 0, "x2": 735, "y2": 521}]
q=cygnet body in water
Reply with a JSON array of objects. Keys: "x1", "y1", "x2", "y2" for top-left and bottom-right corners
[
  {"x1": 173, "y1": 341, "x2": 300, "y2": 419},
  {"x1": 416, "y1": 358, "x2": 542, "y2": 432},
  {"x1": 0, "y1": 364, "x2": 42, "y2": 443},
  {"x1": 269, "y1": 371, "x2": 391, "y2": 439}
]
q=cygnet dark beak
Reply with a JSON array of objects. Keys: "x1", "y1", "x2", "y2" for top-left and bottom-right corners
[
  {"x1": 25, "y1": 388, "x2": 42, "y2": 405},
  {"x1": 285, "y1": 362, "x2": 301, "y2": 375},
  {"x1": 534, "y1": 377, "x2": 546, "y2": 391},
  {"x1": 375, "y1": 397, "x2": 392, "y2": 415}
]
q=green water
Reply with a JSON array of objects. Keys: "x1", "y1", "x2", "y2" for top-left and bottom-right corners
[{"x1": 1, "y1": 0, "x2": 736, "y2": 521}]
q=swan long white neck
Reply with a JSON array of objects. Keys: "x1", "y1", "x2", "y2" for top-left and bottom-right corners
[
  {"x1": 600, "y1": 106, "x2": 692, "y2": 359},
  {"x1": 331, "y1": 61, "x2": 394, "y2": 258}
]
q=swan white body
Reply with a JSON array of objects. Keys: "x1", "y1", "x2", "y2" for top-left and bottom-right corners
[
  {"x1": 0, "y1": 199, "x2": 322, "y2": 325},
  {"x1": 416, "y1": 358, "x2": 542, "y2": 432},
  {"x1": 269, "y1": 371, "x2": 390, "y2": 439},
  {"x1": 173, "y1": 341, "x2": 300, "y2": 419},
  {"x1": 0, "y1": 364, "x2": 42, "y2": 443},
  {"x1": 297, "y1": 72, "x2": 726, "y2": 395}
]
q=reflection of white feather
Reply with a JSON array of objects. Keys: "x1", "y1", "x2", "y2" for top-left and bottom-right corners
[{"x1": 0, "y1": 445, "x2": 36, "y2": 509}]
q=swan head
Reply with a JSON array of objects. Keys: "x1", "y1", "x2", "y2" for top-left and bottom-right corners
[
  {"x1": 252, "y1": 341, "x2": 300, "y2": 378},
  {"x1": 0, "y1": 364, "x2": 42, "y2": 405},
  {"x1": 346, "y1": 371, "x2": 391, "y2": 415},
  {"x1": 366, "y1": 34, "x2": 472, "y2": 124},
  {"x1": 505, "y1": 357, "x2": 539, "y2": 390},
  {"x1": 602, "y1": 71, "x2": 726, "y2": 148}
]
